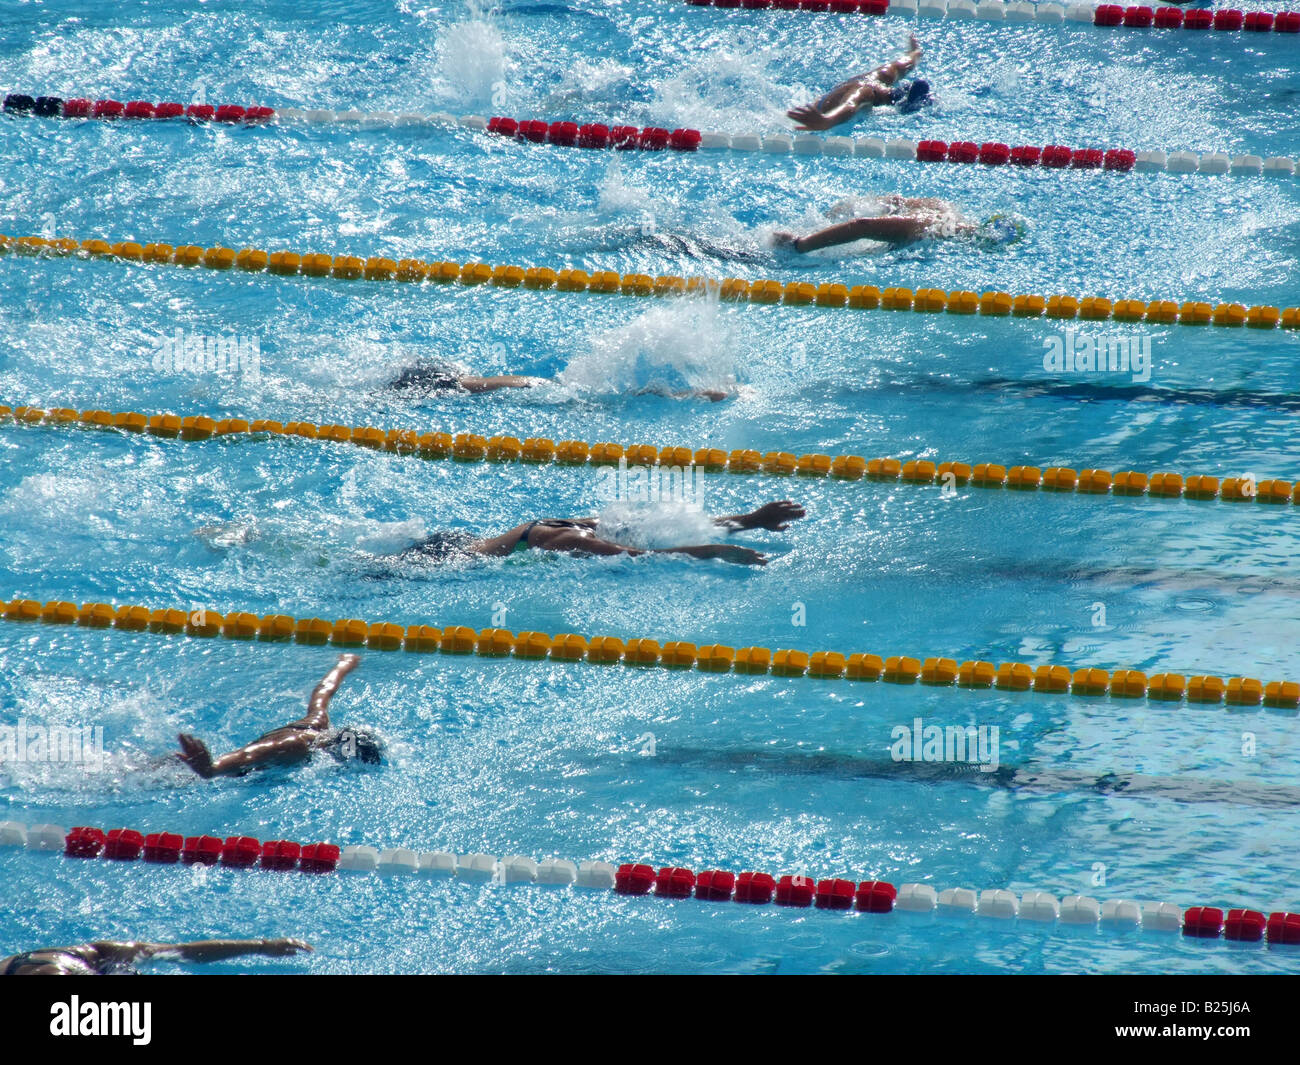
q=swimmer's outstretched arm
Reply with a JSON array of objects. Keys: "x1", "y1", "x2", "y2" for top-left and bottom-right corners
[
  {"x1": 90, "y1": 939, "x2": 312, "y2": 964},
  {"x1": 774, "y1": 215, "x2": 930, "y2": 252},
  {"x1": 534, "y1": 527, "x2": 767, "y2": 566},
  {"x1": 713, "y1": 500, "x2": 807, "y2": 533},
  {"x1": 458, "y1": 374, "x2": 545, "y2": 393}
]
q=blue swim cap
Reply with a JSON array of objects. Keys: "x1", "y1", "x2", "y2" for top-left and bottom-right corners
[{"x1": 977, "y1": 214, "x2": 1026, "y2": 248}]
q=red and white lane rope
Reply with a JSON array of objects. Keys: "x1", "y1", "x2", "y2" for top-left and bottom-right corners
[
  {"x1": 5, "y1": 821, "x2": 1297, "y2": 947},
  {"x1": 685, "y1": 0, "x2": 1300, "y2": 37},
  {"x1": 5, "y1": 91, "x2": 1297, "y2": 177}
]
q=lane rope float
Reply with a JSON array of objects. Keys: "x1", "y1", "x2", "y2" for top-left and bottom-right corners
[
  {"x1": 7, "y1": 402, "x2": 1300, "y2": 513},
  {"x1": 684, "y1": 1, "x2": 1300, "y2": 38},
  {"x1": 7, "y1": 90, "x2": 1298, "y2": 179},
  {"x1": 3, "y1": 821, "x2": 1297, "y2": 947},
  {"x1": 4, "y1": 231, "x2": 1300, "y2": 332},
  {"x1": 4, "y1": 596, "x2": 1298, "y2": 709}
]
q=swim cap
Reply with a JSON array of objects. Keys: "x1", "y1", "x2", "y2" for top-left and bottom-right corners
[
  {"x1": 327, "y1": 728, "x2": 384, "y2": 764},
  {"x1": 977, "y1": 214, "x2": 1026, "y2": 248}
]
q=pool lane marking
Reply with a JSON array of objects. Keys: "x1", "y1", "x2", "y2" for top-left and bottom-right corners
[
  {"x1": 3, "y1": 597, "x2": 1298, "y2": 708},
  {"x1": 4, "y1": 232, "x2": 1300, "y2": 332},
  {"x1": 6, "y1": 90, "x2": 1300, "y2": 179},
  {"x1": 5, "y1": 403, "x2": 1300, "y2": 512},
  {"x1": 3, "y1": 821, "x2": 1294, "y2": 945}
]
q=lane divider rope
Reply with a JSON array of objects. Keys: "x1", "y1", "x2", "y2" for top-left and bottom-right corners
[
  {"x1": 684, "y1": 1, "x2": 1300, "y2": 38},
  {"x1": 7, "y1": 402, "x2": 1300, "y2": 512},
  {"x1": 6, "y1": 90, "x2": 1298, "y2": 179},
  {"x1": 3, "y1": 821, "x2": 1297, "y2": 946},
  {"x1": 4, "y1": 596, "x2": 1298, "y2": 709},
  {"x1": 4, "y1": 231, "x2": 1300, "y2": 331}
]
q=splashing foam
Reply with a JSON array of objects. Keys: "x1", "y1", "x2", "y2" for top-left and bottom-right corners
[
  {"x1": 558, "y1": 300, "x2": 741, "y2": 396},
  {"x1": 596, "y1": 501, "x2": 718, "y2": 550},
  {"x1": 435, "y1": 15, "x2": 506, "y2": 105}
]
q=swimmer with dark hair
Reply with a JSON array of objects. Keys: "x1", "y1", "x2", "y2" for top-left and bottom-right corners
[
  {"x1": 1, "y1": 938, "x2": 311, "y2": 975},
  {"x1": 773, "y1": 195, "x2": 1024, "y2": 251},
  {"x1": 386, "y1": 362, "x2": 731, "y2": 402},
  {"x1": 176, "y1": 654, "x2": 382, "y2": 777},
  {"x1": 405, "y1": 500, "x2": 806, "y2": 567},
  {"x1": 788, "y1": 35, "x2": 930, "y2": 131}
]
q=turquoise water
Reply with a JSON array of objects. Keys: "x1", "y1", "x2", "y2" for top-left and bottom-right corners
[{"x1": 2, "y1": 0, "x2": 1299, "y2": 973}]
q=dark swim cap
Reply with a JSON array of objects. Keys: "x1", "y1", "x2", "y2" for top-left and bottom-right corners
[{"x1": 327, "y1": 729, "x2": 384, "y2": 764}]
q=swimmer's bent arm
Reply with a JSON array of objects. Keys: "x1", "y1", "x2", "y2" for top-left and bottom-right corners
[{"x1": 302, "y1": 653, "x2": 361, "y2": 729}]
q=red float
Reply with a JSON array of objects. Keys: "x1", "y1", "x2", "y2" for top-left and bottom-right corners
[
  {"x1": 615, "y1": 863, "x2": 655, "y2": 895},
  {"x1": 801, "y1": 1, "x2": 832, "y2": 10},
  {"x1": 104, "y1": 828, "x2": 145, "y2": 860},
  {"x1": 1212, "y1": 9, "x2": 1244, "y2": 31},
  {"x1": 638, "y1": 127, "x2": 670, "y2": 150},
  {"x1": 547, "y1": 120, "x2": 579, "y2": 146},
  {"x1": 610, "y1": 124, "x2": 640, "y2": 149},
  {"x1": 1123, "y1": 6, "x2": 1153, "y2": 27},
  {"x1": 181, "y1": 835, "x2": 223, "y2": 865},
  {"x1": 261, "y1": 840, "x2": 302, "y2": 871},
  {"x1": 773, "y1": 0, "x2": 802, "y2": 8},
  {"x1": 947, "y1": 141, "x2": 979, "y2": 164},
  {"x1": 1277, "y1": 12, "x2": 1300, "y2": 33},
  {"x1": 669, "y1": 128, "x2": 701, "y2": 151},
  {"x1": 1182, "y1": 906, "x2": 1224, "y2": 938},
  {"x1": 861, "y1": 0, "x2": 889, "y2": 12},
  {"x1": 775, "y1": 874, "x2": 815, "y2": 907},
  {"x1": 1041, "y1": 145, "x2": 1073, "y2": 168},
  {"x1": 1266, "y1": 911, "x2": 1300, "y2": 944},
  {"x1": 742, "y1": 0, "x2": 774, "y2": 8},
  {"x1": 65, "y1": 826, "x2": 106, "y2": 858},
  {"x1": 142, "y1": 832, "x2": 183, "y2": 863},
  {"x1": 186, "y1": 103, "x2": 216, "y2": 121},
  {"x1": 62, "y1": 98, "x2": 92, "y2": 118},
  {"x1": 694, "y1": 869, "x2": 736, "y2": 901},
  {"x1": 92, "y1": 99, "x2": 124, "y2": 119},
  {"x1": 154, "y1": 102, "x2": 185, "y2": 119},
  {"x1": 1243, "y1": 12, "x2": 1273, "y2": 31},
  {"x1": 814, "y1": 878, "x2": 855, "y2": 910},
  {"x1": 299, "y1": 842, "x2": 340, "y2": 873},
  {"x1": 520, "y1": 119, "x2": 548, "y2": 143},
  {"x1": 855, "y1": 880, "x2": 898, "y2": 912},
  {"x1": 1103, "y1": 148, "x2": 1136, "y2": 171},
  {"x1": 123, "y1": 101, "x2": 156, "y2": 119},
  {"x1": 916, "y1": 139, "x2": 948, "y2": 162},
  {"x1": 1153, "y1": 6, "x2": 1183, "y2": 27},
  {"x1": 1009, "y1": 145, "x2": 1042, "y2": 167},
  {"x1": 1071, "y1": 148, "x2": 1103, "y2": 168},
  {"x1": 214, "y1": 104, "x2": 246, "y2": 123},
  {"x1": 978, "y1": 142, "x2": 1010, "y2": 165},
  {"x1": 830, "y1": 0, "x2": 861, "y2": 11},
  {"x1": 221, "y1": 836, "x2": 261, "y2": 868},
  {"x1": 578, "y1": 122, "x2": 610, "y2": 148},
  {"x1": 733, "y1": 871, "x2": 776, "y2": 904},
  {"x1": 1223, "y1": 909, "x2": 1266, "y2": 942},
  {"x1": 1094, "y1": 4, "x2": 1124, "y2": 26},
  {"x1": 655, "y1": 867, "x2": 696, "y2": 897},
  {"x1": 245, "y1": 105, "x2": 275, "y2": 123},
  {"x1": 1183, "y1": 9, "x2": 1213, "y2": 29}
]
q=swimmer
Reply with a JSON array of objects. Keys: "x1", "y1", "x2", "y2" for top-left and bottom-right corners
[
  {"x1": 176, "y1": 654, "x2": 381, "y2": 778},
  {"x1": 404, "y1": 499, "x2": 807, "y2": 567},
  {"x1": 385, "y1": 361, "x2": 731, "y2": 402},
  {"x1": 773, "y1": 196, "x2": 1024, "y2": 251},
  {"x1": 1, "y1": 938, "x2": 311, "y2": 975},
  {"x1": 787, "y1": 36, "x2": 929, "y2": 131}
]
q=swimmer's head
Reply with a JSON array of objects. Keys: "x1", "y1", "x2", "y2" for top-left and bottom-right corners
[
  {"x1": 975, "y1": 214, "x2": 1027, "y2": 248},
  {"x1": 325, "y1": 728, "x2": 384, "y2": 765}
]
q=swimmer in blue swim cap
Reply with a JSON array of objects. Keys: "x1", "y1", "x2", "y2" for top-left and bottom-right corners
[
  {"x1": 773, "y1": 195, "x2": 1025, "y2": 252},
  {"x1": 177, "y1": 654, "x2": 384, "y2": 777},
  {"x1": 787, "y1": 35, "x2": 930, "y2": 131}
]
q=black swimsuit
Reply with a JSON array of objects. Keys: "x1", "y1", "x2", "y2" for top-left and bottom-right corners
[{"x1": 516, "y1": 519, "x2": 590, "y2": 550}]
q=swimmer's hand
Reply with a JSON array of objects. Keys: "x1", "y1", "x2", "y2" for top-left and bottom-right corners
[
  {"x1": 786, "y1": 105, "x2": 834, "y2": 132},
  {"x1": 259, "y1": 938, "x2": 313, "y2": 957},
  {"x1": 684, "y1": 544, "x2": 768, "y2": 566},
  {"x1": 177, "y1": 734, "x2": 216, "y2": 778},
  {"x1": 736, "y1": 500, "x2": 807, "y2": 532},
  {"x1": 771, "y1": 231, "x2": 801, "y2": 252}
]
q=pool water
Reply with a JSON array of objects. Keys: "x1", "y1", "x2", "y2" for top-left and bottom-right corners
[{"x1": 2, "y1": 0, "x2": 1299, "y2": 974}]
